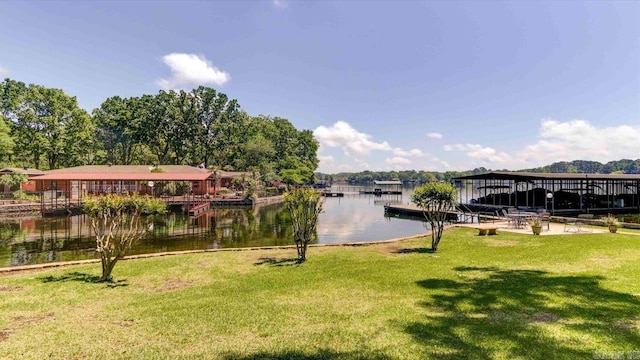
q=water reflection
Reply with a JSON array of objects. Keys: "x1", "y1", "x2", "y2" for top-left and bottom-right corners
[{"x1": 1, "y1": 189, "x2": 427, "y2": 267}]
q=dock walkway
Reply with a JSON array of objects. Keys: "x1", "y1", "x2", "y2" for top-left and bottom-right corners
[{"x1": 384, "y1": 204, "x2": 463, "y2": 221}]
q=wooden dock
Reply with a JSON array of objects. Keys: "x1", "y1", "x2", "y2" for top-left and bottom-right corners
[
  {"x1": 359, "y1": 190, "x2": 402, "y2": 195},
  {"x1": 186, "y1": 202, "x2": 210, "y2": 217},
  {"x1": 322, "y1": 192, "x2": 344, "y2": 197},
  {"x1": 384, "y1": 204, "x2": 460, "y2": 221},
  {"x1": 383, "y1": 204, "x2": 424, "y2": 217}
]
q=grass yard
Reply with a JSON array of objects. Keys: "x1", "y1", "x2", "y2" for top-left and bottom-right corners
[{"x1": 1, "y1": 227, "x2": 639, "y2": 359}]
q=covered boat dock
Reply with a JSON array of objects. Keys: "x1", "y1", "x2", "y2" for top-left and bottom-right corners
[
  {"x1": 453, "y1": 172, "x2": 640, "y2": 216},
  {"x1": 32, "y1": 165, "x2": 236, "y2": 216},
  {"x1": 359, "y1": 180, "x2": 403, "y2": 195}
]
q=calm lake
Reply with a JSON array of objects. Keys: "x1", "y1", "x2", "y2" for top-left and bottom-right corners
[{"x1": 0, "y1": 189, "x2": 427, "y2": 267}]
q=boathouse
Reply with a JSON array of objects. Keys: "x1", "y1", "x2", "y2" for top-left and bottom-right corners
[
  {"x1": 34, "y1": 165, "x2": 216, "y2": 199},
  {"x1": 359, "y1": 180, "x2": 403, "y2": 195},
  {"x1": 453, "y1": 172, "x2": 640, "y2": 216},
  {"x1": 31, "y1": 165, "x2": 254, "y2": 214}
]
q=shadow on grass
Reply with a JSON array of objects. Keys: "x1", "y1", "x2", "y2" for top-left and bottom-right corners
[
  {"x1": 254, "y1": 257, "x2": 300, "y2": 267},
  {"x1": 39, "y1": 271, "x2": 128, "y2": 287},
  {"x1": 221, "y1": 349, "x2": 389, "y2": 360},
  {"x1": 406, "y1": 266, "x2": 640, "y2": 359},
  {"x1": 394, "y1": 247, "x2": 435, "y2": 254}
]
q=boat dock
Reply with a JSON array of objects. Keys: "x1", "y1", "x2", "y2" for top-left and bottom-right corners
[
  {"x1": 383, "y1": 204, "x2": 469, "y2": 222},
  {"x1": 383, "y1": 204, "x2": 423, "y2": 217},
  {"x1": 359, "y1": 189, "x2": 402, "y2": 195},
  {"x1": 322, "y1": 191, "x2": 344, "y2": 197},
  {"x1": 186, "y1": 202, "x2": 210, "y2": 217}
]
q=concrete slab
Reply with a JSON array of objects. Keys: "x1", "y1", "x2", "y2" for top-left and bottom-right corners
[{"x1": 459, "y1": 221, "x2": 608, "y2": 236}]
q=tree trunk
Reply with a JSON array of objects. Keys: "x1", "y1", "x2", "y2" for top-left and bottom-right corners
[
  {"x1": 99, "y1": 257, "x2": 118, "y2": 282},
  {"x1": 295, "y1": 237, "x2": 306, "y2": 263},
  {"x1": 303, "y1": 241, "x2": 308, "y2": 261},
  {"x1": 98, "y1": 247, "x2": 118, "y2": 282},
  {"x1": 33, "y1": 151, "x2": 40, "y2": 170}
]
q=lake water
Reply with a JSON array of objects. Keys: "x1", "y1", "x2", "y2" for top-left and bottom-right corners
[{"x1": 0, "y1": 189, "x2": 427, "y2": 267}]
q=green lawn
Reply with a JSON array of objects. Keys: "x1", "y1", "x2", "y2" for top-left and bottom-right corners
[{"x1": 1, "y1": 228, "x2": 639, "y2": 359}]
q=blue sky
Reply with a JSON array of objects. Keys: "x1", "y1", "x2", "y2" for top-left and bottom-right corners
[{"x1": 1, "y1": 1, "x2": 638, "y2": 173}]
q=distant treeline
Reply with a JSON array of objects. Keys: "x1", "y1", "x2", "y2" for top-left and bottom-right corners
[
  {"x1": 519, "y1": 159, "x2": 640, "y2": 174},
  {"x1": 0, "y1": 78, "x2": 318, "y2": 185},
  {"x1": 318, "y1": 159, "x2": 640, "y2": 185}
]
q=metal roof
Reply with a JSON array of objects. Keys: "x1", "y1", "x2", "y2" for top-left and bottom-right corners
[
  {"x1": 454, "y1": 171, "x2": 640, "y2": 181},
  {"x1": 373, "y1": 180, "x2": 403, "y2": 185},
  {"x1": 34, "y1": 173, "x2": 214, "y2": 181},
  {"x1": 43, "y1": 165, "x2": 211, "y2": 174},
  {"x1": 34, "y1": 165, "x2": 214, "y2": 181},
  {"x1": 0, "y1": 167, "x2": 47, "y2": 176}
]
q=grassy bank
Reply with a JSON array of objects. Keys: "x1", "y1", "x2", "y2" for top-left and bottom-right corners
[{"x1": 1, "y1": 228, "x2": 639, "y2": 359}]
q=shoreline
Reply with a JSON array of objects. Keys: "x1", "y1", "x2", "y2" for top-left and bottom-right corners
[
  {"x1": 0, "y1": 230, "x2": 436, "y2": 276},
  {"x1": 0, "y1": 195, "x2": 285, "y2": 219}
]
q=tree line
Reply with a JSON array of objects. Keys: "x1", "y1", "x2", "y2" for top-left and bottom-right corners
[
  {"x1": 0, "y1": 78, "x2": 318, "y2": 185},
  {"x1": 320, "y1": 159, "x2": 640, "y2": 185},
  {"x1": 316, "y1": 169, "x2": 483, "y2": 185},
  {"x1": 520, "y1": 159, "x2": 640, "y2": 174}
]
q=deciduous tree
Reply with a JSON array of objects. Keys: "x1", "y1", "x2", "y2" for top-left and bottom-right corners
[
  {"x1": 0, "y1": 115, "x2": 14, "y2": 162},
  {"x1": 84, "y1": 194, "x2": 166, "y2": 282},
  {"x1": 0, "y1": 173, "x2": 27, "y2": 192},
  {"x1": 411, "y1": 182, "x2": 457, "y2": 252},
  {"x1": 93, "y1": 96, "x2": 146, "y2": 165},
  {"x1": 284, "y1": 187, "x2": 323, "y2": 263}
]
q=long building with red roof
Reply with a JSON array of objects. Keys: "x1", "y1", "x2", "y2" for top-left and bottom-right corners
[{"x1": 32, "y1": 165, "x2": 254, "y2": 214}]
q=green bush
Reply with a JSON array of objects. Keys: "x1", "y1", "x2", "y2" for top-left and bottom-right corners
[
  {"x1": 620, "y1": 214, "x2": 640, "y2": 224},
  {"x1": 175, "y1": 181, "x2": 191, "y2": 195},
  {"x1": 162, "y1": 182, "x2": 177, "y2": 196},
  {"x1": 1, "y1": 173, "x2": 28, "y2": 192},
  {"x1": 12, "y1": 190, "x2": 38, "y2": 201}
]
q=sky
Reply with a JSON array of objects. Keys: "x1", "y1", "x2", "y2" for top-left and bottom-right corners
[{"x1": 1, "y1": 1, "x2": 638, "y2": 173}]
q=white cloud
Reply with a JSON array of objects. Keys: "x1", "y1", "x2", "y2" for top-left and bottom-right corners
[
  {"x1": 156, "y1": 53, "x2": 230, "y2": 90},
  {"x1": 442, "y1": 143, "x2": 512, "y2": 163},
  {"x1": 427, "y1": 132, "x2": 443, "y2": 139},
  {"x1": 520, "y1": 119, "x2": 640, "y2": 165},
  {"x1": 337, "y1": 164, "x2": 355, "y2": 172},
  {"x1": 273, "y1": 0, "x2": 288, "y2": 8},
  {"x1": 317, "y1": 155, "x2": 335, "y2": 173},
  {"x1": 392, "y1": 148, "x2": 424, "y2": 157},
  {"x1": 314, "y1": 121, "x2": 435, "y2": 172},
  {"x1": 443, "y1": 143, "x2": 481, "y2": 152},
  {"x1": 421, "y1": 158, "x2": 452, "y2": 171},
  {"x1": 385, "y1": 157, "x2": 412, "y2": 165},
  {"x1": 316, "y1": 118, "x2": 639, "y2": 173},
  {"x1": 314, "y1": 121, "x2": 392, "y2": 155},
  {"x1": 467, "y1": 146, "x2": 512, "y2": 163},
  {"x1": 443, "y1": 119, "x2": 640, "y2": 169},
  {"x1": 0, "y1": 65, "x2": 8, "y2": 77},
  {"x1": 318, "y1": 155, "x2": 334, "y2": 163},
  {"x1": 356, "y1": 159, "x2": 370, "y2": 169}
]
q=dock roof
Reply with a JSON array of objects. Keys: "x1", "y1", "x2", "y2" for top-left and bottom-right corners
[
  {"x1": 0, "y1": 167, "x2": 46, "y2": 176},
  {"x1": 454, "y1": 171, "x2": 640, "y2": 181},
  {"x1": 373, "y1": 180, "x2": 403, "y2": 185},
  {"x1": 34, "y1": 165, "x2": 214, "y2": 181}
]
